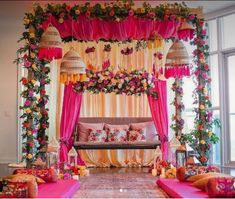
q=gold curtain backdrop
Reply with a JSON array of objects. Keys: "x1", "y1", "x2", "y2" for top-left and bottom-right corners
[{"x1": 50, "y1": 40, "x2": 172, "y2": 167}]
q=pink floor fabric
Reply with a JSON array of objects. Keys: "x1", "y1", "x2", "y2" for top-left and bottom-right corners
[
  {"x1": 38, "y1": 180, "x2": 80, "y2": 198},
  {"x1": 157, "y1": 178, "x2": 208, "y2": 198}
]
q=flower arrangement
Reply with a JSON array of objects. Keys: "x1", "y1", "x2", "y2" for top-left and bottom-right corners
[{"x1": 73, "y1": 67, "x2": 158, "y2": 99}]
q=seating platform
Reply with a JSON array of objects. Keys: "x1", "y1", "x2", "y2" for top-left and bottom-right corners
[
  {"x1": 156, "y1": 178, "x2": 208, "y2": 198},
  {"x1": 38, "y1": 180, "x2": 80, "y2": 198}
]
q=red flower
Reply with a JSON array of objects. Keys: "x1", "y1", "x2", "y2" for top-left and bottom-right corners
[
  {"x1": 85, "y1": 11, "x2": 91, "y2": 17},
  {"x1": 21, "y1": 78, "x2": 28, "y2": 85},
  {"x1": 40, "y1": 89, "x2": 46, "y2": 95},
  {"x1": 42, "y1": 123, "x2": 47, "y2": 129},
  {"x1": 43, "y1": 111, "x2": 48, "y2": 115},
  {"x1": 200, "y1": 156, "x2": 207, "y2": 162},
  {"x1": 59, "y1": 12, "x2": 65, "y2": 18},
  {"x1": 66, "y1": 5, "x2": 71, "y2": 11},
  {"x1": 109, "y1": 9, "x2": 115, "y2": 17},
  {"x1": 204, "y1": 64, "x2": 209, "y2": 70},
  {"x1": 23, "y1": 122, "x2": 30, "y2": 129},
  {"x1": 199, "y1": 21, "x2": 204, "y2": 27},
  {"x1": 198, "y1": 124, "x2": 203, "y2": 130}
]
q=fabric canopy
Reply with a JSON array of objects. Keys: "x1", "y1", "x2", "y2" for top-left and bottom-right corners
[{"x1": 42, "y1": 15, "x2": 181, "y2": 41}]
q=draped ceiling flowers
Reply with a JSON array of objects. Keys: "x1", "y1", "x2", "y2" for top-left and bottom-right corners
[{"x1": 16, "y1": 0, "x2": 217, "y2": 167}]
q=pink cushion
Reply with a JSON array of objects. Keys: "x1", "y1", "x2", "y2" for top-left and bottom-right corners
[
  {"x1": 129, "y1": 129, "x2": 146, "y2": 142},
  {"x1": 130, "y1": 121, "x2": 158, "y2": 141},
  {"x1": 38, "y1": 180, "x2": 80, "y2": 198},
  {"x1": 157, "y1": 178, "x2": 209, "y2": 198},
  {"x1": 78, "y1": 122, "x2": 104, "y2": 141},
  {"x1": 108, "y1": 129, "x2": 128, "y2": 142},
  {"x1": 88, "y1": 129, "x2": 107, "y2": 142},
  {"x1": 206, "y1": 177, "x2": 235, "y2": 198},
  {"x1": 105, "y1": 124, "x2": 129, "y2": 131}
]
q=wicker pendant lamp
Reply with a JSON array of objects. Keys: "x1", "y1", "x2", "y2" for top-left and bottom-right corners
[
  {"x1": 38, "y1": 24, "x2": 62, "y2": 61},
  {"x1": 60, "y1": 47, "x2": 86, "y2": 84},
  {"x1": 178, "y1": 21, "x2": 194, "y2": 41},
  {"x1": 165, "y1": 40, "x2": 190, "y2": 79}
]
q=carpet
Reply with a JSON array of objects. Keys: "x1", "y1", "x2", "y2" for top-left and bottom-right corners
[{"x1": 73, "y1": 167, "x2": 168, "y2": 198}]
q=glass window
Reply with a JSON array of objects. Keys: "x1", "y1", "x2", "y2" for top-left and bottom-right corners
[
  {"x1": 207, "y1": 19, "x2": 218, "y2": 52},
  {"x1": 183, "y1": 76, "x2": 196, "y2": 110},
  {"x1": 228, "y1": 55, "x2": 235, "y2": 161},
  {"x1": 209, "y1": 54, "x2": 219, "y2": 107},
  {"x1": 212, "y1": 110, "x2": 221, "y2": 165},
  {"x1": 222, "y1": 13, "x2": 235, "y2": 49}
]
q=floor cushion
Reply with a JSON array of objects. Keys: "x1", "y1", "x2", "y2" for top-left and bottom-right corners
[{"x1": 157, "y1": 178, "x2": 209, "y2": 198}]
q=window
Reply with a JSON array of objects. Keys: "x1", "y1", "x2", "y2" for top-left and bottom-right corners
[{"x1": 222, "y1": 13, "x2": 235, "y2": 49}]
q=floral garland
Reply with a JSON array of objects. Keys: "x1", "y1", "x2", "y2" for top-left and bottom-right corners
[
  {"x1": 16, "y1": 18, "x2": 50, "y2": 167},
  {"x1": 170, "y1": 79, "x2": 185, "y2": 136},
  {"x1": 74, "y1": 68, "x2": 157, "y2": 99},
  {"x1": 181, "y1": 19, "x2": 219, "y2": 165}
]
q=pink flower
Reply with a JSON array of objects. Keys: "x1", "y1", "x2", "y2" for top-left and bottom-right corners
[
  {"x1": 170, "y1": 15, "x2": 176, "y2": 21},
  {"x1": 24, "y1": 100, "x2": 31, "y2": 106},
  {"x1": 194, "y1": 70, "x2": 199, "y2": 76},
  {"x1": 148, "y1": 11, "x2": 155, "y2": 18},
  {"x1": 128, "y1": 9, "x2": 134, "y2": 16},
  {"x1": 201, "y1": 29, "x2": 207, "y2": 35},
  {"x1": 30, "y1": 44, "x2": 37, "y2": 50},
  {"x1": 28, "y1": 90, "x2": 34, "y2": 97},
  {"x1": 201, "y1": 72, "x2": 207, "y2": 79},
  {"x1": 188, "y1": 14, "x2": 195, "y2": 21},
  {"x1": 24, "y1": 60, "x2": 31, "y2": 68}
]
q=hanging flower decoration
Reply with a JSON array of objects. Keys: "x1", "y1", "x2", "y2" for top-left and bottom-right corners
[
  {"x1": 121, "y1": 47, "x2": 133, "y2": 55},
  {"x1": 104, "y1": 44, "x2": 111, "y2": 52},
  {"x1": 170, "y1": 80, "x2": 185, "y2": 135},
  {"x1": 85, "y1": 46, "x2": 95, "y2": 54},
  {"x1": 74, "y1": 67, "x2": 157, "y2": 99}
]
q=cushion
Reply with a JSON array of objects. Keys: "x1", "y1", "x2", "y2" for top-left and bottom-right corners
[
  {"x1": 176, "y1": 166, "x2": 186, "y2": 182},
  {"x1": 13, "y1": 168, "x2": 58, "y2": 183},
  {"x1": 129, "y1": 129, "x2": 146, "y2": 142},
  {"x1": 0, "y1": 179, "x2": 28, "y2": 198},
  {"x1": 4, "y1": 174, "x2": 38, "y2": 198},
  {"x1": 105, "y1": 124, "x2": 129, "y2": 131},
  {"x1": 108, "y1": 129, "x2": 128, "y2": 142},
  {"x1": 187, "y1": 172, "x2": 220, "y2": 182},
  {"x1": 88, "y1": 129, "x2": 107, "y2": 142},
  {"x1": 206, "y1": 177, "x2": 235, "y2": 198},
  {"x1": 130, "y1": 121, "x2": 158, "y2": 141},
  {"x1": 192, "y1": 174, "x2": 232, "y2": 191},
  {"x1": 78, "y1": 122, "x2": 104, "y2": 142}
]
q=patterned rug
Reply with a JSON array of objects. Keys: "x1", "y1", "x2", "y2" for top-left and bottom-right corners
[{"x1": 73, "y1": 167, "x2": 168, "y2": 198}]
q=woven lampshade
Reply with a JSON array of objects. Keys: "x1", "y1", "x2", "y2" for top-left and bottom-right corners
[
  {"x1": 165, "y1": 41, "x2": 189, "y2": 66},
  {"x1": 178, "y1": 21, "x2": 194, "y2": 41},
  {"x1": 179, "y1": 21, "x2": 194, "y2": 31},
  {"x1": 38, "y1": 24, "x2": 62, "y2": 60},
  {"x1": 60, "y1": 48, "x2": 86, "y2": 83}
]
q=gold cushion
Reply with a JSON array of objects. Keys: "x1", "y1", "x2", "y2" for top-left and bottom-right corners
[{"x1": 187, "y1": 172, "x2": 220, "y2": 182}]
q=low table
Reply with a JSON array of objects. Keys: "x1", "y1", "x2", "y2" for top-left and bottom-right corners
[
  {"x1": 156, "y1": 178, "x2": 208, "y2": 198},
  {"x1": 38, "y1": 179, "x2": 80, "y2": 198}
]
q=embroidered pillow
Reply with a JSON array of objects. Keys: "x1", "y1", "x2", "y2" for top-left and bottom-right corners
[
  {"x1": 108, "y1": 129, "x2": 128, "y2": 142},
  {"x1": 78, "y1": 122, "x2": 104, "y2": 142},
  {"x1": 88, "y1": 129, "x2": 107, "y2": 142},
  {"x1": 129, "y1": 129, "x2": 146, "y2": 142},
  {"x1": 130, "y1": 121, "x2": 158, "y2": 141},
  {"x1": 206, "y1": 177, "x2": 235, "y2": 198},
  {"x1": 105, "y1": 124, "x2": 129, "y2": 131}
]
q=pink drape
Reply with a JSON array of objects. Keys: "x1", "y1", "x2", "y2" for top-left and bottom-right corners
[
  {"x1": 60, "y1": 84, "x2": 84, "y2": 165},
  {"x1": 148, "y1": 80, "x2": 169, "y2": 160},
  {"x1": 42, "y1": 15, "x2": 181, "y2": 41}
]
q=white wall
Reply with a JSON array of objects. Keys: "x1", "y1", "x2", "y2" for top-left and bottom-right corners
[{"x1": 0, "y1": 1, "x2": 33, "y2": 163}]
